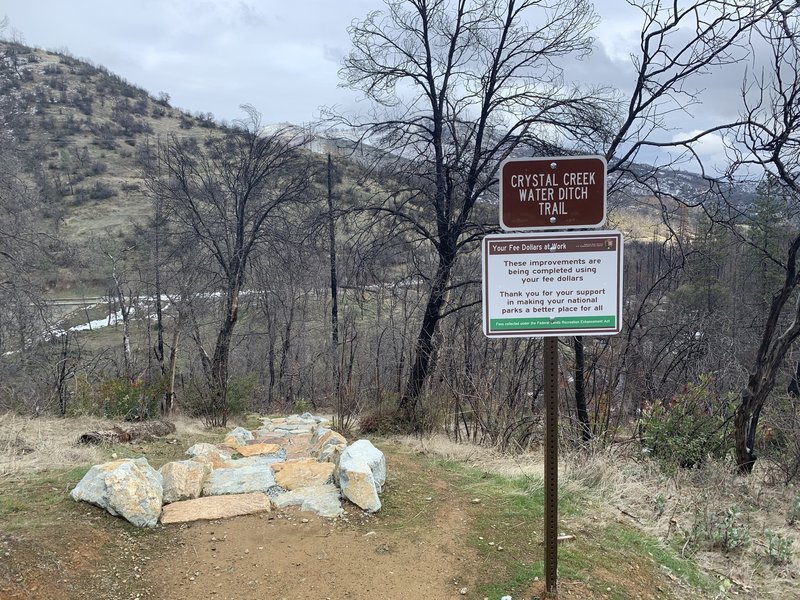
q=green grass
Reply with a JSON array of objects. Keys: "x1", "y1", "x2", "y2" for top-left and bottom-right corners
[
  {"x1": 423, "y1": 456, "x2": 714, "y2": 599},
  {"x1": 0, "y1": 466, "x2": 90, "y2": 530}
]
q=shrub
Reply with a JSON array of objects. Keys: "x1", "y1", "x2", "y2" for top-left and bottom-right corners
[
  {"x1": 87, "y1": 181, "x2": 117, "y2": 200},
  {"x1": 787, "y1": 494, "x2": 800, "y2": 526},
  {"x1": 765, "y1": 529, "x2": 794, "y2": 565},
  {"x1": 359, "y1": 406, "x2": 402, "y2": 435},
  {"x1": 642, "y1": 375, "x2": 735, "y2": 469},
  {"x1": 98, "y1": 378, "x2": 163, "y2": 420},
  {"x1": 761, "y1": 396, "x2": 800, "y2": 484},
  {"x1": 710, "y1": 506, "x2": 749, "y2": 551},
  {"x1": 181, "y1": 374, "x2": 256, "y2": 422},
  {"x1": 683, "y1": 504, "x2": 750, "y2": 555}
]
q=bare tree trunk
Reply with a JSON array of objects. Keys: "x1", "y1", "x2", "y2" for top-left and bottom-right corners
[
  {"x1": 208, "y1": 283, "x2": 240, "y2": 427},
  {"x1": 163, "y1": 318, "x2": 180, "y2": 416},
  {"x1": 327, "y1": 153, "x2": 342, "y2": 411},
  {"x1": 574, "y1": 335, "x2": 592, "y2": 444},
  {"x1": 734, "y1": 234, "x2": 800, "y2": 473},
  {"x1": 397, "y1": 248, "x2": 455, "y2": 427}
]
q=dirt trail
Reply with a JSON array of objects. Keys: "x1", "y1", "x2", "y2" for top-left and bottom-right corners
[{"x1": 146, "y1": 452, "x2": 480, "y2": 600}]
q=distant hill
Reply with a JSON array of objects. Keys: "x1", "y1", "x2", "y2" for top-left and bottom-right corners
[
  {"x1": 0, "y1": 40, "x2": 227, "y2": 243},
  {"x1": 0, "y1": 39, "x2": 756, "y2": 289}
]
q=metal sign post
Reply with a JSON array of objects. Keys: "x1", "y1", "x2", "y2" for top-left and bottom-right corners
[
  {"x1": 482, "y1": 155, "x2": 620, "y2": 599},
  {"x1": 544, "y1": 336, "x2": 559, "y2": 597}
]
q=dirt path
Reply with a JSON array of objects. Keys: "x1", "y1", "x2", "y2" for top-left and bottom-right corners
[{"x1": 146, "y1": 451, "x2": 481, "y2": 600}]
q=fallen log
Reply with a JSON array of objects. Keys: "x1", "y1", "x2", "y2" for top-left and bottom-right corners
[{"x1": 79, "y1": 420, "x2": 176, "y2": 445}]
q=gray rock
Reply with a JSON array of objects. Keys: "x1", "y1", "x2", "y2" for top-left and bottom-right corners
[
  {"x1": 272, "y1": 484, "x2": 344, "y2": 518},
  {"x1": 224, "y1": 454, "x2": 286, "y2": 469},
  {"x1": 226, "y1": 426, "x2": 254, "y2": 446},
  {"x1": 273, "y1": 426, "x2": 313, "y2": 435},
  {"x1": 71, "y1": 458, "x2": 163, "y2": 527},
  {"x1": 341, "y1": 439, "x2": 386, "y2": 491},
  {"x1": 159, "y1": 460, "x2": 210, "y2": 504},
  {"x1": 310, "y1": 426, "x2": 331, "y2": 445},
  {"x1": 202, "y1": 464, "x2": 278, "y2": 496}
]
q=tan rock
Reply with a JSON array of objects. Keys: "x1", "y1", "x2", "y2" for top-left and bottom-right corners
[
  {"x1": 185, "y1": 443, "x2": 231, "y2": 468},
  {"x1": 159, "y1": 460, "x2": 210, "y2": 504},
  {"x1": 338, "y1": 466, "x2": 381, "y2": 512},
  {"x1": 223, "y1": 434, "x2": 243, "y2": 450},
  {"x1": 312, "y1": 429, "x2": 348, "y2": 462},
  {"x1": 285, "y1": 433, "x2": 313, "y2": 460},
  {"x1": 160, "y1": 492, "x2": 271, "y2": 524},
  {"x1": 236, "y1": 443, "x2": 281, "y2": 457},
  {"x1": 272, "y1": 459, "x2": 334, "y2": 490}
]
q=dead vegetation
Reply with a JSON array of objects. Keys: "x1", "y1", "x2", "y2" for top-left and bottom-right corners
[{"x1": 392, "y1": 433, "x2": 800, "y2": 599}]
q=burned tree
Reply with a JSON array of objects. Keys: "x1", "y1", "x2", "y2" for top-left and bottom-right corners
[
  {"x1": 335, "y1": 0, "x2": 614, "y2": 429},
  {"x1": 144, "y1": 107, "x2": 309, "y2": 426}
]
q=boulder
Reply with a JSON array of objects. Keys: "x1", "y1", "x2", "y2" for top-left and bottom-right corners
[
  {"x1": 337, "y1": 460, "x2": 381, "y2": 512},
  {"x1": 202, "y1": 464, "x2": 278, "y2": 496},
  {"x1": 160, "y1": 492, "x2": 271, "y2": 524},
  {"x1": 223, "y1": 455, "x2": 285, "y2": 469},
  {"x1": 222, "y1": 426, "x2": 254, "y2": 449},
  {"x1": 311, "y1": 429, "x2": 347, "y2": 463},
  {"x1": 272, "y1": 459, "x2": 334, "y2": 490},
  {"x1": 341, "y1": 439, "x2": 386, "y2": 491},
  {"x1": 236, "y1": 442, "x2": 281, "y2": 457},
  {"x1": 272, "y1": 484, "x2": 343, "y2": 518},
  {"x1": 185, "y1": 443, "x2": 231, "y2": 468},
  {"x1": 336, "y1": 440, "x2": 386, "y2": 513},
  {"x1": 159, "y1": 460, "x2": 210, "y2": 504},
  {"x1": 70, "y1": 458, "x2": 162, "y2": 527}
]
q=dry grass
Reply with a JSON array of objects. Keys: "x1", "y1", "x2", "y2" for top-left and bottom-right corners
[
  {"x1": 391, "y1": 433, "x2": 800, "y2": 599},
  {"x1": 0, "y1": 412, "x2": 209, "y2": 477},
  {"x1": 392, "y1": 433, "x2": 545, "y2": 479}
]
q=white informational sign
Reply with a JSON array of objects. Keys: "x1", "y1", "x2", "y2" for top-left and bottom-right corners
[{"x1": 482, "y1": 230, "x2": 623, "y2": 337}]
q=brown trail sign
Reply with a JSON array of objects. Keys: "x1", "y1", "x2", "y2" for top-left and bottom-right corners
[{"x1": 500, "y1": 155, "x2": 606, "y2": 231}]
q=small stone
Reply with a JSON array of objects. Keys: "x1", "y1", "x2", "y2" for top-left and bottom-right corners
[{"x1": 459, "y1": 587, "x2": 468, "y2": 595}]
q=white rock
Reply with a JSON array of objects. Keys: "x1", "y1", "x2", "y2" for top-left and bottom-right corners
[
  {"x1": 341, "y1": 439, "x2": 386, "y2": 491},
  {"x1": 71, "y1": 458, "x2": 162, "y2": 527},
  {"x1": 272, "y1": 484, "x2": 344, "y2": 518},
  {"x1": 337, "y1": 440, "x2": 386, "y2": 513}
]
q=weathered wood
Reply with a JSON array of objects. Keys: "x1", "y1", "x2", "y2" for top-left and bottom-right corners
[{"x1": 78, "y1": 420, "x2": 176, "y2": 445}]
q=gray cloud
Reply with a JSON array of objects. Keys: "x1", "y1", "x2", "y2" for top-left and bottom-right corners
[{"x1": 0, "y1": 0, "x2": 770, "y2": 138}]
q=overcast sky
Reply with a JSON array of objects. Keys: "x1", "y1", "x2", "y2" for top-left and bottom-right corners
[{"x1": 1, "y1": 0, "x2": 753, "y2": 169}]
